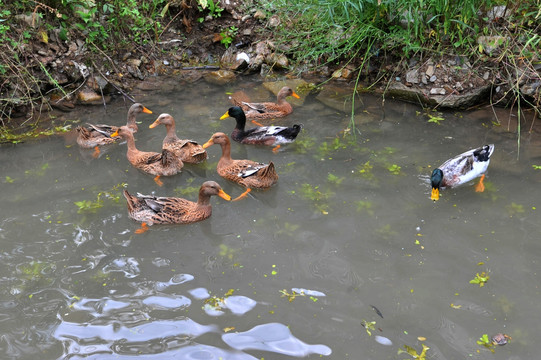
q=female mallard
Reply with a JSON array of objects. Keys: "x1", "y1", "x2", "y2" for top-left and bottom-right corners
[
  {"x1": 220, "y1": 106, "x2": 302, "y2": 152},
  {"x1": 149, "y1": 113, "x2": 207, "y2": 164},
  {"x1": 111, "y1": 126, "x2": 183, "y2": 186},
  {"x1": 123, "y1": 181, "x2": 231, "y2": 233},
  {"x1": 230, "y1": 86, "x2": 300, "y2": 121},
  {"x1": 203, "y1": 132, "x2": 278, "y2": 200},
  {"x1": 431, "y1": 144, "x2": 495, "y2": 201},
  {"x1": 76, "y1": 103, "x2": 152, "y2": 157}
]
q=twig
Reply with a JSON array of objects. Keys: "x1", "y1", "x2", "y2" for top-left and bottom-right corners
[{"x1": 91, "y1": 60, "x2": 136, "y2": 103}]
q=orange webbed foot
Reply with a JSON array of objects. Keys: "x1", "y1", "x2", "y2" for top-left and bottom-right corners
[
  {"x1": 135, "y1": 222, "x2": 149, "y2": 234},
  {"x1": 154, "y1": 175, "x2": 164, "y2": 187},
  {"x1": 272, "y1": 144, "x2": 281, "y2": 153},
  {"x1": 475, "y1": 174, "x2": 486, "y2": 193},
  {"x1": 92, "y1": 146, "x2": 101, "y2": 158},
  {"x1": 251, "y1": 120, "x2": 264, "y2": 127},
  {"x1": 232, "y1": 188, "x2": 252, "y2": 201}
]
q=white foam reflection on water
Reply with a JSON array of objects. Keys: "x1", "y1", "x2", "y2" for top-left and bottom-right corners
[{"x1": 0, "y1": 79, "x2": 540, "y2": 359}]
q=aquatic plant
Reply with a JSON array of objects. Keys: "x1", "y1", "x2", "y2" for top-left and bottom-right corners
[
  {"x1": 74, "y1": 182, "x2": 127, "y2": 214},
  {"x1": 398, "y1": 344, "x2": 429, "y2": 359},
  {"x1": 470, "y1": 271, "x2": 490, "y2": 287}
]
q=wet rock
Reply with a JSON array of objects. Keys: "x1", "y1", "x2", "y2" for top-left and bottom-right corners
[
  {"x1": 386, "y1": 82, "x2": 491, "y2": 108},
  {"x1": 477, "y1": 36, "x2": 508, "y2": 56},
  {"x1": 127, "y1": 65, "x2": 145, "y2": 80},
  {"x1": 315, "y1": 84, "x2": 364, "y2": 112},
  {"x1": 221, "y1": 48, "x2": 249, "y2": 71},
  {"x1": 77, "y1": 88, "x2": 105, "y2": 105},
  {"x1": 50, "y1": 93, "x2": 75, "y2": 112},
  {"x1": 204, "y1": 69, "x2": 236, "y2": 85},
  {"x1": 521, "y1": 81, "x2": 540, "y2": 97}
]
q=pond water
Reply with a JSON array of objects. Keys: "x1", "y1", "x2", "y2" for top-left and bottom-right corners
[{"x1": 1, "y1": 76, "x2": 540, "y2": 360}]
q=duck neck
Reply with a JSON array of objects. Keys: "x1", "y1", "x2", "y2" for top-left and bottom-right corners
[
  {"x1": 218, "y1": 140, "x2": 233, "y2": 164},
  {"x1": 126, "y1": 111, "x2": 138, "y2": 131},
  {"x1": 163, "y1": 123, "x2": 180, "y2": 143},
  {"x1": 124, "y1": 133, "x2": 138, "y2": 153},
  {"x1": 234, "y1": 113, "x2": 247, "y2": 131},
  {"x1": 197, "y1": 191, "x2": 212, "y2": 206}
]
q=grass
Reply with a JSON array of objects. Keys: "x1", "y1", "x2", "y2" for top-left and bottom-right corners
[{"x1": 260, "y1": 0, "x2": 541, "y2": 144}]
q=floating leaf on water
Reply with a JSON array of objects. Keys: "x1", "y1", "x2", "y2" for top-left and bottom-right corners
[{"x1": 370, "y1": 305, "x2": 384, "y2": 318}]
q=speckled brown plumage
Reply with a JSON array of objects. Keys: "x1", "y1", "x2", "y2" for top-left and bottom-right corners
[
  {"x1": 111, "y1": 126, "x2": 183, "y2": 177},
  {"x1": 230, "y1": 86, "x2": 300, "y2": 120},
  {"x1": 203, "y1": 132, "x2": 278, "y2": 189},
  {"x1": 149, "y1": 113, "x2": 207, "y2": 164},
  {"x1": 123, "y1": 181, "x2": 231, "y2": 225},
  {"x1": 76, "y1": 103, "x2": 152, "y2": 148}
]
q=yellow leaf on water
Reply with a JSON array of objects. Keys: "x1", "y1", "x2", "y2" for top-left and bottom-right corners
[
  {"x1": 418, "y1": 336, "x2": 427, "y2": 341},
  {"x1": 223, "y1": 327, "x2": 235, "y2": 333}
]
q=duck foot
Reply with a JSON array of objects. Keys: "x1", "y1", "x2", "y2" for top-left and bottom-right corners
[
  {"x1": 135, "y1": 222, "x2": 149, "y2": 234},
  {"x1": 92, "y1": 146, "x2": 101, "y2": 158},
  {"x1": 233, "y1": 188, "x2": 252, "y2": 201},
  {"x1": 474, "y1": 174, "x2": 486, "y2": 192},
  {"x1": 251, "y1": 120, "x2": 264, "y2": 127},
  {"x1": 272, "y1": 144, "x2": 281, "y2": 153},
  {"x1": 154, "y1": 175, "x2": 164, "y2": 186}
]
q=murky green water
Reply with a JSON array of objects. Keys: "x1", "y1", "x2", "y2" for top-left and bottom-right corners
[{"x1": 1, "y1": 77, "x2": 540, "y2": 360}]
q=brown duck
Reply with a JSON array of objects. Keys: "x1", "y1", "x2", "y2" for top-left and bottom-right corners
[
  {"x1": 149, "y1": 113, "x2": 207, "y2": 164},
  {"x1": 111, "y1": 126, "x2": 183, "y2": 186},
  {"x1": 76, "y1": 103, "x2": 152, "y2": 157},
  {"x1": 230, "y1": 86, "x2": 300, "y2": 121},
  {"x1": 123, "y1": 181, "x2": 231, "y2": 233},
  {"x1": 203, "y1": 132, "x2": 278, "y2": 200}
]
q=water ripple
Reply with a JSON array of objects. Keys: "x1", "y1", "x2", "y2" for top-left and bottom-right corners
[{"x1": 222, "y1": 322, "x2": 332, "y2": 357}]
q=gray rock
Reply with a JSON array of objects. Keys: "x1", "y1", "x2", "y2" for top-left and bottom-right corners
[
  {"x1": 430, "y1": 88, "x2": 446, "y2": 95},
  {"x1": 429, "y1": 75, "x2": 437, "y2": 83},
  {"x1": 426, "y1": 65, "x2": 435, "y2": 77},
  {"x1": 477, "y1": 36, "x2": 508, "y2": 56},
  {"x1": 406, "y1": 69, "x2": 419, "y2": 84}
]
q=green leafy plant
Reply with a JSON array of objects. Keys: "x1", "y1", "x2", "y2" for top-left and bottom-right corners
[
  {"x1": 327, "y1": 172, "x2": 344, "y2": 185},
  {"x1": 356, "y1": 200, "x2": 374, "y2": 216},
  {"x1": 476, "y1": 334, "x2": 495, "y2": 353},
  {"x1": 293, "y1": 183, "x2": 333, "y2": 214},
  {"x1": 470, "y1": 271, "x2": 489, "y2": 287},
  {"x1": 205, "y1": 288, "x2": 234, "y2": 310},
  {"x1": 197, "y1": 0, "x2": 224, "y2": 22},
  {"x1": 74, "y1": 183, "x2": 126, "y2": 214},
  {"x1": 361, "y1": 320, "x2": 376, "y2": 336},
  {"x1": 398, "y1": 344, "x2": 429, "y2": 359},
  {"x1": 219, "y1": 26, "x2": 238, "y2": 48},
  {"x1": 387, "y1": 164, "x2": 401, "y2": 175},
  {"x1": 533, "y1": 165, "x2": 541, "y2": 170},
  {"x1": 280, "y1": 289, "x2": 305, "y2": 302}
]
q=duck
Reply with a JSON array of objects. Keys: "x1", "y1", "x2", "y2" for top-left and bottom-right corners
[
  {"x1": 111, "y1": 126, "x2": 183, "y2": 186},
  {"x1": 203, "y1": 132, "x2": 279, "y2": 200},
  {"x1": 220, "y1": 106, "x2": 302, "y2": 152},
  {"x1": 123, "y1": 181, "x2": 231, "y2": 233},
  {"x1": 149, "y1": 113, "x2": 207, "y2": 164},
  {"x1": 430, "y1": 144, "x2": 495, "y2": 201},
  {"x1": 76, "y1": 103, "x2": 152, "y2": 157},
  {"x1": 230, "y1": 86, "x2": 300, "y2": 121}
]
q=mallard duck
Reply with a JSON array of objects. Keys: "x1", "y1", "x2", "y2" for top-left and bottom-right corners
[
  {"x1": 220, "y1": 106, "x2": 302, "y2": 153},
  {"x1": 76, "y1": 103, "x2": 152, "y2": 157},
  {"x1": 230, "y1": 86, "x2": 300, "y2": 121},
  {"x1": 122, "y1": 181, "x2": 231, "y2": 232},
  {"x1": 431, "y1": 144, "x2": 495, "y2": 201},
  {"x1": 149, "y1": 113, "x2": 207, "y2": 164},
  {"x1": 203, "y1": 132, "x2": 278, "y2": 200},
  {"x1": 111, "y1": 126, "x2": 183, "y2": 186}
]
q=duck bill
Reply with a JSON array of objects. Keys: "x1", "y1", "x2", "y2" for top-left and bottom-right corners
[
  {"x1": 291, "y1": 91, "x2": 300, "y2": 99},
  {"x1": 202, "y1": 139, "x2": 214, "y2": 149},
  {"x1": 149, "y1": 119, "x2": 160, "y2": 129},
  {"x1": 110, "y1": 129, "x2": 119, "y2": 137},
  {"x1": 142, "y1": 107, "x2": 153, "y2": 114},
  {"x1": 219, "y1": 111, "x2": 230, "y2": 120},
  {"x1": 218, "y1": 189, "x2": 231, "y2": 201},
  {"x1": 431, "y1": 188, "x2": 440, "y2": 201}
]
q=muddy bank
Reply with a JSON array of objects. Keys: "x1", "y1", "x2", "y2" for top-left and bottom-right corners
[{"x1": 1, "y1": 3, "x2": 540, "y2": 134}]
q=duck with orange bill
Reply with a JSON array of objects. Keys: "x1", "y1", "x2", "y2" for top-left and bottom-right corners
[{"x1": 431, "y1": 144, "x2": 494, "y2": 201}]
